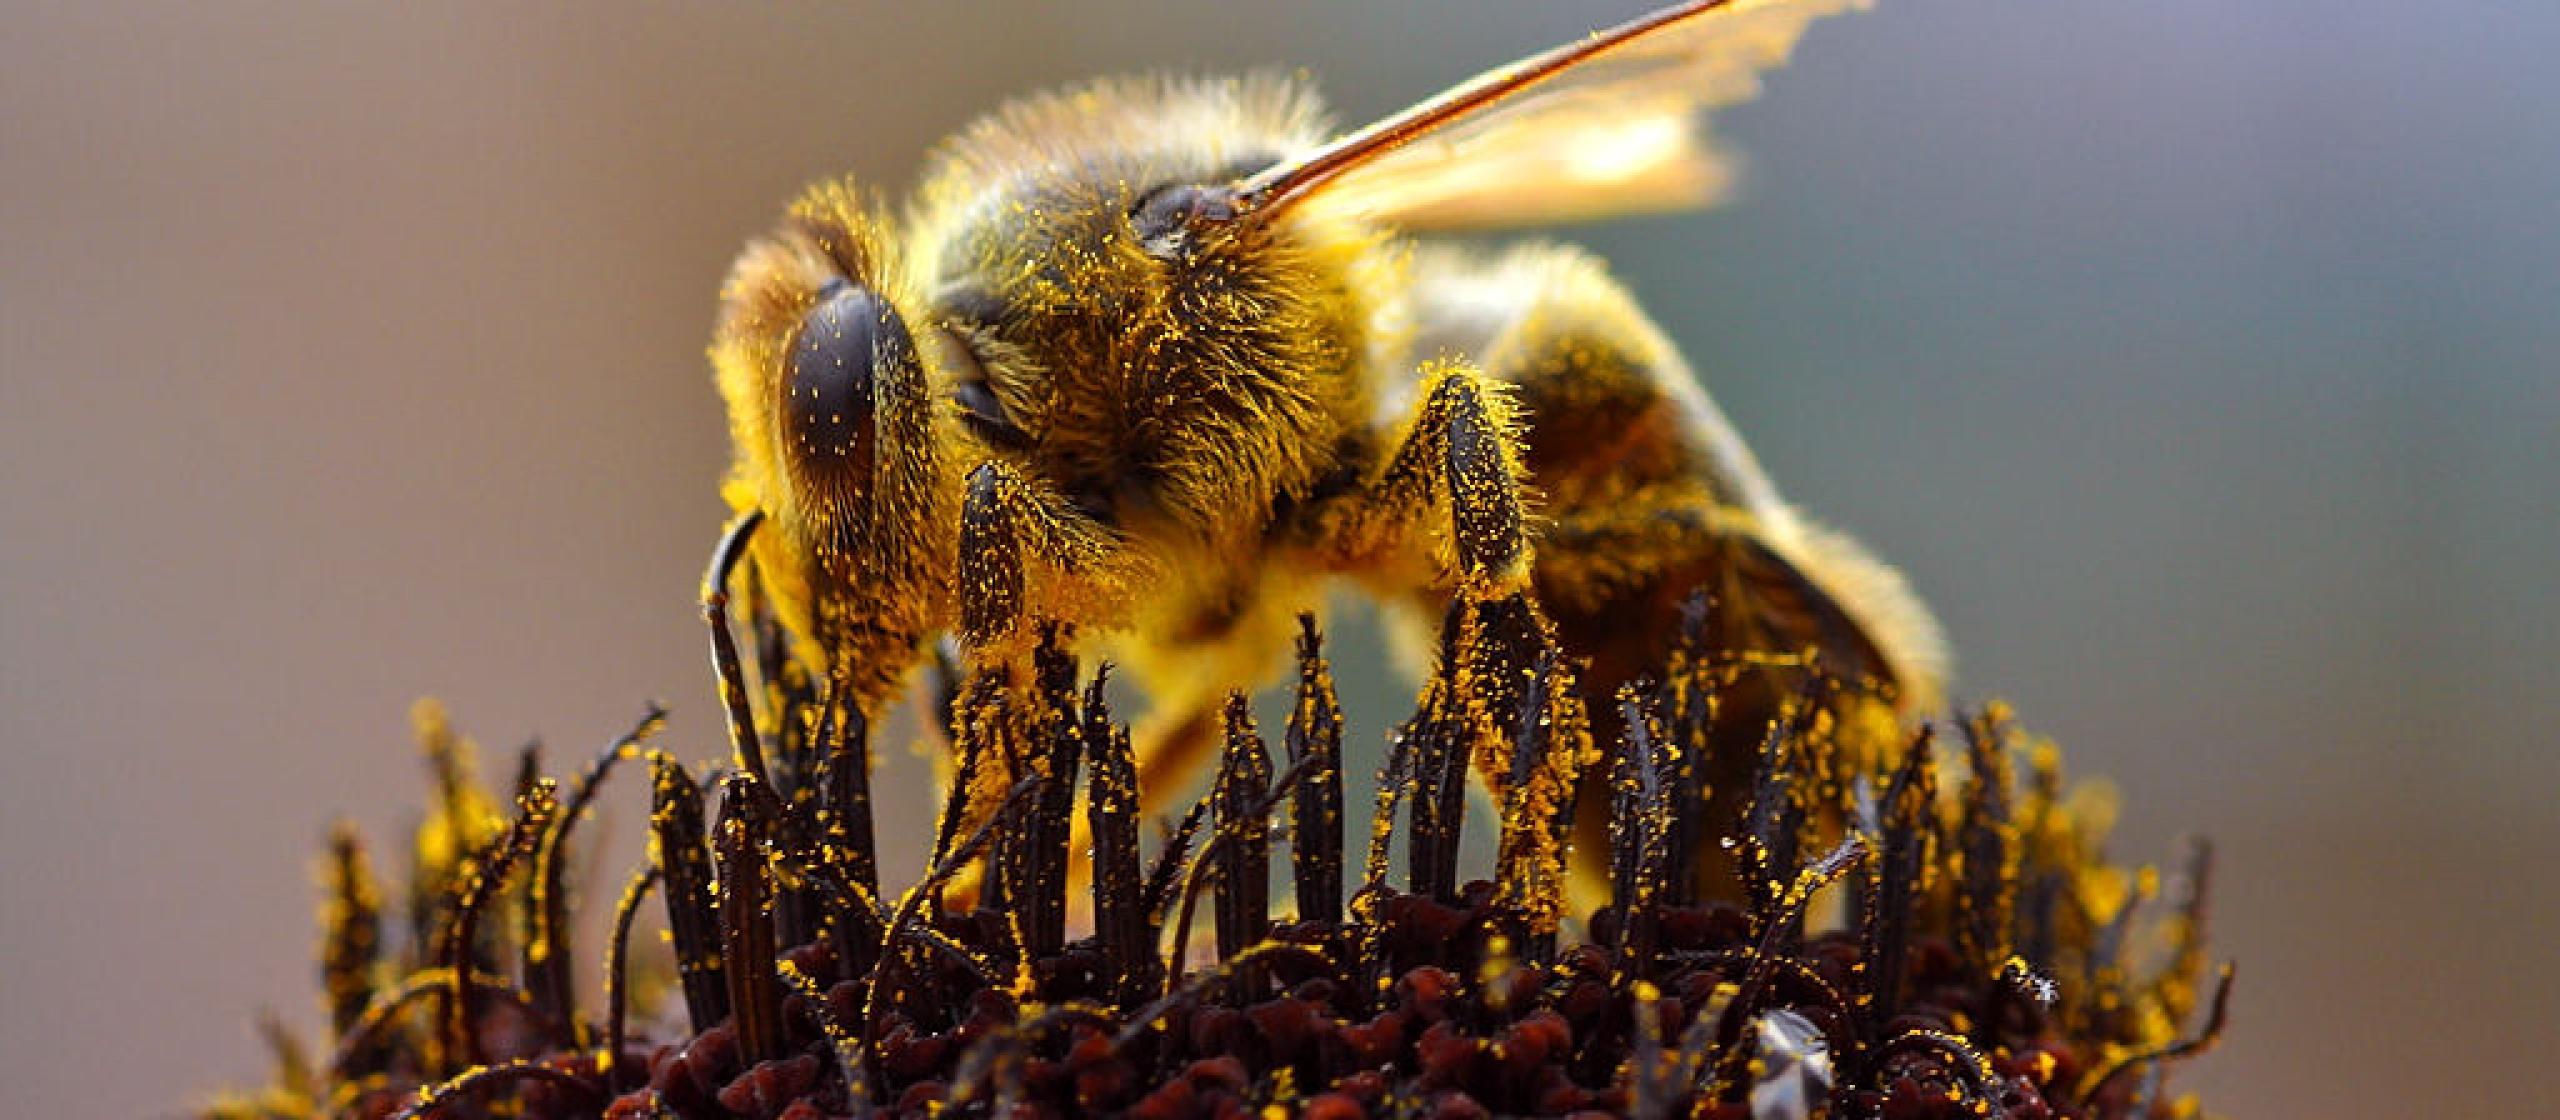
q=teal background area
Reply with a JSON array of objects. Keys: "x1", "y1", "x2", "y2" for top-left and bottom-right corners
[{"x1": 5, "y1": 4, "x2": 2552, "y2": 1115}]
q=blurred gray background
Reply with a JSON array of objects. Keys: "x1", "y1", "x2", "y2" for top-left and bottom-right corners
[{"x1": 5, "y1": 2, "x2": 2553, "y2": 1116}]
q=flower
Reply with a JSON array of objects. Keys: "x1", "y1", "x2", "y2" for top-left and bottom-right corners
[{"x1": 198, "y1": 553, "x2": 2225, "y2": 1120}]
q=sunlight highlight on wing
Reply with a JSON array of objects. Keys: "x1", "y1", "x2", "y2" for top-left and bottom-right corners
[{"x1": 1258, "y1": 0, "x2": 1867, "y2": 231}]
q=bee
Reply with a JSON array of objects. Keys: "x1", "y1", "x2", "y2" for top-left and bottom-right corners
[{"x1": 710, "y1": 0, "x2": 1946, "y2": 898}]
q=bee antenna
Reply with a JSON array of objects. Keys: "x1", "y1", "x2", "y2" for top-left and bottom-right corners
[{"x1": 703, "y1": 510, "x2": 771, "y2": 784}]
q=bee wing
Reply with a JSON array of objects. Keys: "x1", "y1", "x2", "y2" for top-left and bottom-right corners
[{"x1": 1237, "y1": 0, "x2": 1864, "y2": 230}]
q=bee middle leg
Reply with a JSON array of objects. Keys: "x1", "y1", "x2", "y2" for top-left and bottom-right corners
[
  {"x1": 1309, "y1": 359, "x2": 1558, "y2": 741},
  {"x1": 1318, "y1": 358, "x2": 1536, "y2": 598}
]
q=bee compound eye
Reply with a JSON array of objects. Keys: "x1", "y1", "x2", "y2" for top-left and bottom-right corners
[{"x1": 782, "y1": 281, "x2": 903, "y2": 486}]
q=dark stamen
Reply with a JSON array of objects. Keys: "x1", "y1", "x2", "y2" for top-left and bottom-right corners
[
  {"x1": 778, "y1": 957, "x2": 874, "y2": 1116},
  {"x1": 527, "y1": 704, "x2": 663, "y2": 1044},
  {"x1": 1863, "y1": 726, "x2": 1936, "y2": 1039},
  {"x1": 2082, "y1": 962, "x2": 2236, "y2": 1105},
  {"x1": 715, "y1": 772, "x2": 786, "y2": 1066},
  {"x1": 1084, "y1": 670, "x2": 1154, "y2": 1006},
  {"x1": 321, "y1": 820, "x2": 382, "y2": 1038},
  {"x1": 601, "y1": 865, "x2": 657, "y2": 1096},
  {"x1": 1143, "y1": 798, "x2": 1211, "y2": 921},
  {"x1": 1212, "y1": 692, "x2": 1272, "y2": 960},
  {"x1": 815, "y1": 684, "x2": 881, "y2": 976},
  {"x1": 1607, "y1": 690, "x2": 1669, "y2": 982},
  {"x1": 1285, "y1": 614, "x2": 1344, "y2": 927},
  {"x1": 443, "y1": 780, "x2": 556, "y2": 1070},
  {"x1": 650, "y1": 754, "x2": 728, "y2": 1033},
  {"x1": 391, "y1": 1058, "x2": 602, "y2": 1120},
  {"x1": 1955, "y1": 706, "x2": 2020, "y2": 977}
]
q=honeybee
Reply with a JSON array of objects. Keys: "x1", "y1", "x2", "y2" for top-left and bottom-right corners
[{"x1": 711, "y1": 0, "x2": 1946, "y2": 897}]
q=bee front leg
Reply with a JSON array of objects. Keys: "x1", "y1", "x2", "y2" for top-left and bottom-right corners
[
  {"x1": 953, "y1": 460, "x2": 1134, "y2": 656},
  {"x1": 956, "y1": 464, "x2": 1028, "y2": 653},
  {"x1": 704, "y1": 509, "x2": 775, "y2": 783},
  {"x1": 945, "y1": 460, "x2": 1137, "y2": 907}
]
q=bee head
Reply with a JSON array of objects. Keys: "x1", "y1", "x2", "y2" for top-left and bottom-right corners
[{"x1": 713, "y1": 182, "x2": 957, "y2": 675}]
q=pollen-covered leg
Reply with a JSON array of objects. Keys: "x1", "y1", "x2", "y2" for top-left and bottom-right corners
[
  {"x1": 1415, "y1": 243, "x2": 1942, "y2": 715},
  {"x1": 957, "y1": 464, "x2": 1026, "y2": 652},
  {"x1": 954, "y1": 460, "x2": 1136, "y2": 656},
  {"x1": 1311, "y1": 359, "x2": 1561, "y2": 823},
  {"x1": 1319, "y1": 359, "x2": 1536, "y2": 599},
  {"x1": 950, "y1": 460, "x2": 1154, "y2": 907},
  {"x1": 1440, "y1": 368, "x2": 1533, "y2": 593}
]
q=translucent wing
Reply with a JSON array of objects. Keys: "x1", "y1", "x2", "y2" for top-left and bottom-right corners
[{"x1": 1237, "y1": 0, "x2": 1865, "y2": 230}]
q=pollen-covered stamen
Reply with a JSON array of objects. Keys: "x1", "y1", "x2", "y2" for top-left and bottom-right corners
[
  {"x1": 1020, "y1": 626, "x2": 1084, "y2": 959},
  {"x1": 1083, "y1": 669, "x2": 1157, "y2": 1006},
  {"x1": 714, "y1": 773, "x2": 786, "y2": 1067},
  {"x1": 1492, "y1": 648, "x2": 1587, "y2": 953},
  {"x1": 222, "y1": 544, "x2": 2225, "y2": 1119},
  {"x1": 1285, "y1": 615, "x2": 1345, "y2": 927},
  {"x1": 1212, "y1": 693, "x2": 1272, "y2": 960},
  {"x1": 649, "y1": 755, "x2": 727, "y2": 1034}
]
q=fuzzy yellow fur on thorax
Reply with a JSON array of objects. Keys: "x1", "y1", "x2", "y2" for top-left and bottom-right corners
[
  {"x1": 906, "y1": 77, "x2": 1398, "y2": 588},
  {"x1": 881, "y1": 75, "x2": 1435, "y2": 701}
]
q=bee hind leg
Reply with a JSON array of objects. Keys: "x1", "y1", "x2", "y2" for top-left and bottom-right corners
[
  {"x1": 1433, "y1": 365, "x2": 1534, "y2": 595},
  {"x1": 1403, "y1": 244, "x2": 1943, "y2": 907}
]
